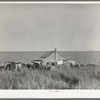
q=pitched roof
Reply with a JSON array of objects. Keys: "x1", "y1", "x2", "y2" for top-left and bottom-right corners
[{"x1": 42, "y1": 49, "x2": 66, "y2": 62}]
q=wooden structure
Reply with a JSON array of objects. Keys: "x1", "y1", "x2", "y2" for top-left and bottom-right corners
[{"x1": 42, "y1": 48, "x2": 66, "y2": 66}]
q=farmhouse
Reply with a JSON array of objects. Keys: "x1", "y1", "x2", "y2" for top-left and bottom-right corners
[
  {"x1": 42, "y1": 48, "x2": 67, "y2": 66},
  {"x1": 31, "y1": 48, "x2": 76, "y2": 68}
]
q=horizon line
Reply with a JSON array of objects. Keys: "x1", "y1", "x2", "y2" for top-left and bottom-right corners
[{"x1": 0, "y1": 50, "x2": 99, "y2": 52}]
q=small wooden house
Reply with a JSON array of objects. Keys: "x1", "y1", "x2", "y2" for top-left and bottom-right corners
[{"x1": 42, "y1": 48, "x2": 66, "y2": 66}]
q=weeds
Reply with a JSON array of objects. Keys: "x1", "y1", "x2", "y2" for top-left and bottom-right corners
[{"x1": 0, "y1": 65, "x2": 99, "y2": 89}]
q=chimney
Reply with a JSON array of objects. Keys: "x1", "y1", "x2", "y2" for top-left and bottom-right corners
[{"x1": 55, "y1": 48, "x2": 57, "y2": 62}]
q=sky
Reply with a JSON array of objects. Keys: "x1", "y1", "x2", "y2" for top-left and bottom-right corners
[{"x1": 0, "y1": 4, "x2": 100, "y2": 51}]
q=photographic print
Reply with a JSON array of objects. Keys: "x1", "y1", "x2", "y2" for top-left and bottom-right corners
[{"x1": 0, "y1": 2, "x2": 100, "y2": 91}]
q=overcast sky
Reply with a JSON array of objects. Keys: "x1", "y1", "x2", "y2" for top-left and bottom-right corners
[{"x1": 0, "y1": 4, "x2": 100, "y2": 51}]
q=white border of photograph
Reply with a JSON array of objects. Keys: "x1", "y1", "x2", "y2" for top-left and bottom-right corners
[{"x1": 0, "y1": 90, "x2": 100, "y2": 98}]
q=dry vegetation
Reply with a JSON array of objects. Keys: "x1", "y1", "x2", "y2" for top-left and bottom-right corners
[{"x1": 0, "y1": 65, "x2": 100, "y2": 89}]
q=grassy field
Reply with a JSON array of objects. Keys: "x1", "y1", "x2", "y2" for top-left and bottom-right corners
[{"x1": 0, "y1": 65, "x2": 100, "y2": 89}]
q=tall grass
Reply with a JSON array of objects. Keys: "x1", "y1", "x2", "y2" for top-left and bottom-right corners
[{"x1": 0, "y1": 65, "x2": 99, "y2": 89}]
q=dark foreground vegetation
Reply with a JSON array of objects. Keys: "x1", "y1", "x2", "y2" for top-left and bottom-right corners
[{"x1": 0, "y1": 64, "x2": 100, "y2": 89}]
